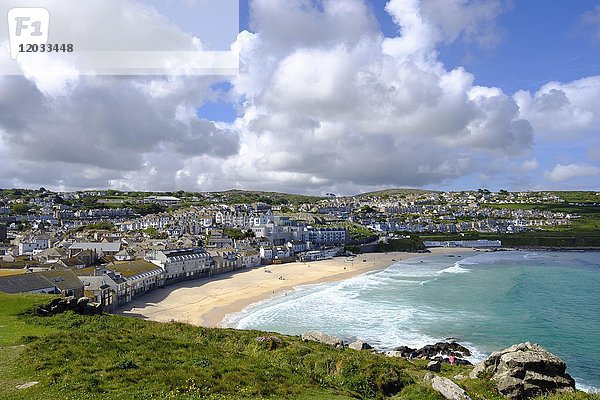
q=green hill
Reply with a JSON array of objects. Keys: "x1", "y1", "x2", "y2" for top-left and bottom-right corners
[{"x1": 0, "y1": 293, "x2": 596, "y2": 400}]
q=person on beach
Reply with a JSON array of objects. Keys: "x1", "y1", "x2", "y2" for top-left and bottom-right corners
[{"x1": 449, "y1": 355, "x2": 455, "y2": 365}]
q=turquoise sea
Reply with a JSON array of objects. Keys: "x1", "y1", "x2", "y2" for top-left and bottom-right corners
[{"x1": 224, "y1": 251, "x2": 600, "y2": 392}]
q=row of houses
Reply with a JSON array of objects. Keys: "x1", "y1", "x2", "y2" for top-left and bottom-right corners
[{"x1": 0, "y1": 246, "x2": 265, "y2": 311}]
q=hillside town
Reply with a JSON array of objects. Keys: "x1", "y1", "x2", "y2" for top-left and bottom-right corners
[{"x1": 0, "y1": 188, "x2": 585, "y2": 310}]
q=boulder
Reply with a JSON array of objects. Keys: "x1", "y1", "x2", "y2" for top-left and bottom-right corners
[
  {"x1": 349, "y1": 340, "x2": 373, "y2": 351},
  {"x1": 385, "y1": 351, "x2": 404, "y2": 358},
  {"x1": 301, "y1": 331, "x2": 344, "y2": 348},
  {"x1": 76, "y1": 297, "x2": 91, "y2": 308},
  {"x1": 469, "y1": 342, "x2": 575, "y2": 399},
  {"x1": 425, "y1": 373, "x2": 472, "y2": 400},
  {"x1": 427, "y1": 360, "x2": 442, "y2": 372},
  {"x1": 417, "y1": 342, "x2": 471, "y2": 358}
]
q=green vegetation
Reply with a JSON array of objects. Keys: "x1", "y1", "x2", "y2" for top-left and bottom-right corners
[
  {"x1": 375, "y1": 238, "x2": 425, "y2": 253},
  {"x1": 224, "y1": 228, "x2": 255, "y2": 240},
  {"x1": 143, "y1": 227, "x2": 166, "y2": 239},
  {"x1": 212, "y1": 190, "x2": 323, "y2": 206},
  {"x1": 9, "y1": 203, "x2": 33, "y2": 214},
  {"x1": 0, "y1": 293, "x2": 597, "y2": 400}
]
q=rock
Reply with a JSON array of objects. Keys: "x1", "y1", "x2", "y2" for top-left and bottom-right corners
[
  {"x1": 385, "y1": 351, "x2": 404, "y2": 358},
  {"x1": 301, "y1": 331, "x2": 344, "y2": 348},
  {"x1": 417, "y1": 342, "x2": 471, "y2": 358},
  {"x1": 425, "y1": 373, "x2": 471, "y2": 400},
  {"x1": 76, "y1": 297, "x2": 91, "y2": 308},
  {"x1": 16, "y1": 381, "x2": 39, "y2": 390},
  {"x1": 453, "y1": 374, "x2": 466, "y2": 381},
  {"x1": 394, "y1": 345, "x2": 417, "y2": 357},
  {"x1": 427, "y1": 360, "x2": 442, "y2": 372},
  {"x1": 48, "y1": 297, "x2": 63, "y2": 307},
  {"x1": 349, "y1": 340, "x2": 372, "y2": 351},
  {"x1": 469, "y1": 342, "x2": 575, "y2": 399}
]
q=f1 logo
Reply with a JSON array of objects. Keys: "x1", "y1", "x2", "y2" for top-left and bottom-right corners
[{"x1": 8, "y1": 8, "x2": 49, "y2": 60}]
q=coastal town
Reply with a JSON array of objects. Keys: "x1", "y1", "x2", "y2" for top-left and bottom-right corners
[{"x1": 0, "y1": 188, "x2": 594, "y2": 311}]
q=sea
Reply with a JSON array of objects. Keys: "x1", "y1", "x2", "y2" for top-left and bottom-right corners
[{"x1": 223, "y1": 250, "x2": 600, "y2": 392}]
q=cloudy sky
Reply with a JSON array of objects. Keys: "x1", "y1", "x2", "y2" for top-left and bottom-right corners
[{"x1": 0, "y1": 0, "x2": 599, "y2": 195}]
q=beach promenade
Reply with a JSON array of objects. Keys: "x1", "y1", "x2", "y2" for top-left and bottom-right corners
[{"x1": 118, "y1": 247, "x2": 476, "y2": 327}]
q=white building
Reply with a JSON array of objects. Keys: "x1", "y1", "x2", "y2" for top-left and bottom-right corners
[{"x1": 145, "y1": 247, "x2": 212, "y2": 283}]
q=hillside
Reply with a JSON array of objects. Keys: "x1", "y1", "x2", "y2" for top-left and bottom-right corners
[
  {"x1": 0, "y1": 293, "x2": 597, "y2": 400},
  {"x1": 355, "y1": 188, "x2": 439, "y2": 198}
]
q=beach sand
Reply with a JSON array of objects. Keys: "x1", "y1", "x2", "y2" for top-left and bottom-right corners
[{"x1": 118, "y1": 247, "x2": 477, "y2": 327}]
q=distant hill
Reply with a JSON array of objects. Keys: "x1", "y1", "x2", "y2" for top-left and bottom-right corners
[{"x1": 355, "y1": 188, "x2": 440, "y2": 198}]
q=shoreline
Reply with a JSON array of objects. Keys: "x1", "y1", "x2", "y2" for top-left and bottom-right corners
[{"x1": 117, "y1": 247, "x2": 477, "y2": 327}]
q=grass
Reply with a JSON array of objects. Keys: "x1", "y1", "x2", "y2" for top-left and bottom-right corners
[{"x1": 0, "y1": 293, "x2": 598, "y2": 400}]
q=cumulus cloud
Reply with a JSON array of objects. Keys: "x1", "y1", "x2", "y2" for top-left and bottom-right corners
[
  {"x1": 514, "y1": 76, "x2": 600, "y2": 138},
  {"x1": 0, "y1": 0, "x2": 597, "y2": 194},
  {"x1": 544, "y1": 163, "x2": 600, "y2": 182},
  {"x1": 222, "y1": 0, "x2": 532, "y2": 193}
]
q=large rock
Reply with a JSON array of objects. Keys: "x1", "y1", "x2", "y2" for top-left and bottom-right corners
[
  {"x1": 301, "y1": 331, "x2": 344, "y2": 348},
  {"x1": 425, "y1": 373, "x2": 471, "y2": 400},
  {"x1": 393, "y1": 342, "x2": 471, "y2": 364},
  {"x1": 349, "y1": 340, "x2": 372, "y2": 351},
  {"x1": 469, "y1": 342, "x2": 575, "y2": 399},
  {"x1": 427, "y1": 360, "x2": 442, "y2": 372}
]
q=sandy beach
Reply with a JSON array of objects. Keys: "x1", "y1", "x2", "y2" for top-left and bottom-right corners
[{"x1": 118, "y1": 247, "x2": 477, "y2": 327}]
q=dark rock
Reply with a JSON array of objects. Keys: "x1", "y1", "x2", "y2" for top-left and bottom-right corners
[
  {"x1": 427, "y1": 360, "x2": 442, "y2": 372},
  {"x1": 469, "y1": 342, "x2": 575, "y2": 399},
  {"x1": 77, "y1": 297, "x2": 91, "y2": 308}
]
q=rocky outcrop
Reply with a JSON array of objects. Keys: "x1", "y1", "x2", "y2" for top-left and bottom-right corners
[
  {"x1": 469, "y1": 342, "x2": 575, "y2": 399},
  {"x1": 348, "y1": 340, "x2": 373, "y2": 351},
  {"x1": 35, "y1": 296, "x2": 103, "y2": 316},
  {"x1": 427, "y1": 360, "x2": 442, "y2": 372},
  {"x1": 391, "y1": 342, "x2": 472, "y2": 365},
  {"x1": 425, "y1": 373, "x2": 471, "y2": 400},
  {"x1": 301, "y1": 331, "x2": 344, "y2": 348}
]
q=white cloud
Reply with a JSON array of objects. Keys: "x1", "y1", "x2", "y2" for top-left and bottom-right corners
[
  {"x1": 514, "y1": 76, "x2": 600, "y2": 138},
  {"x1": 521, "y1": 158, "x2": 539, "y2": 172},
  {"x1": 544, "y1": 163, "x2": 600, "y2": 182},
  {"x1": 0, "y1": 0, "x2": 597, "y2": 194},
  {"x1": 582, "y1": 3, "x2": 600, "y2": 40}
]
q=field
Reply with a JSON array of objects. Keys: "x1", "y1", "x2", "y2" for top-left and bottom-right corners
[{"x1": 1, "y1": 293, "x2": 598, "y2": 400}]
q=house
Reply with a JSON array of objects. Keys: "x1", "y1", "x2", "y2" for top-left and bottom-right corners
[
  {"x1": 238, "y1": 250, "x2": 261, "y2": 269},
  {"x1": 259, "y1": 246, "x2": 273, "y2": 261},
  {"x1": 208, "y1": 249, "x2": 240, "y2": 274},
  {"x1": 33, "y1": 247, "x2": 68, "y2": 263},
  {"x1": 114, "y1": 249, "x2": 136, "y2": 261},
  {"x1": 17, "y1": 234, "x2": 52, "y2": 256},
  {"x1": 79, "y1": 275, "x2": 115, "y2": 310},
  {"x1": 111, "y1": 260, "x2": 165, "y2": 298},
  {"x1": 0, "y1": 270, "x2": 83, "y2": 297},
  {"x1": 145, "y1": 247, "x2": 212, "y2": 284},
  {"x1": 68, "y1": 242, "x2": 122, "y2": 259},
  {"x1": 286, "y1": 240, "x2": 308, "y2": 254}
]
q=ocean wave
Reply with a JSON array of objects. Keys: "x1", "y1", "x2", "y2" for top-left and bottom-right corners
[
  {"x1": 438, "y1": 264, "x2": 471, "y2": 274},
  {"x1": 575, "y1": 381, "x2": 599, "y2": 393}
]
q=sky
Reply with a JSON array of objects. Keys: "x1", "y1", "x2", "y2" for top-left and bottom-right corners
[{"x1": 0, "y1": 0, "x2": 599, "y2": 195}]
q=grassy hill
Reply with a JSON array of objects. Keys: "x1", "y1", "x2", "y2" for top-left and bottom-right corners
[
  {"x1": 355, "y1": 189, "x2": 439, "y2": 198},
  {"x1": 0, "y1": 293, "x2": 597, "y2": 400}
]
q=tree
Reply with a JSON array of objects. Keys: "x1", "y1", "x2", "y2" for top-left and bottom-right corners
[{"x1": 10, "y1": 203, "x2": 31, "y2": 214}]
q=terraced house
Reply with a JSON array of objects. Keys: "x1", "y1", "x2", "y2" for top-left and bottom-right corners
[{"x1": 145, "y1": 247, "x2": 212, "y2": 284}]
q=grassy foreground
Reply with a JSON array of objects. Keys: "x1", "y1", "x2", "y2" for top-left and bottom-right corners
[{"x1": 0, "y1": 293, "x2": 598, "y2": 400}]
